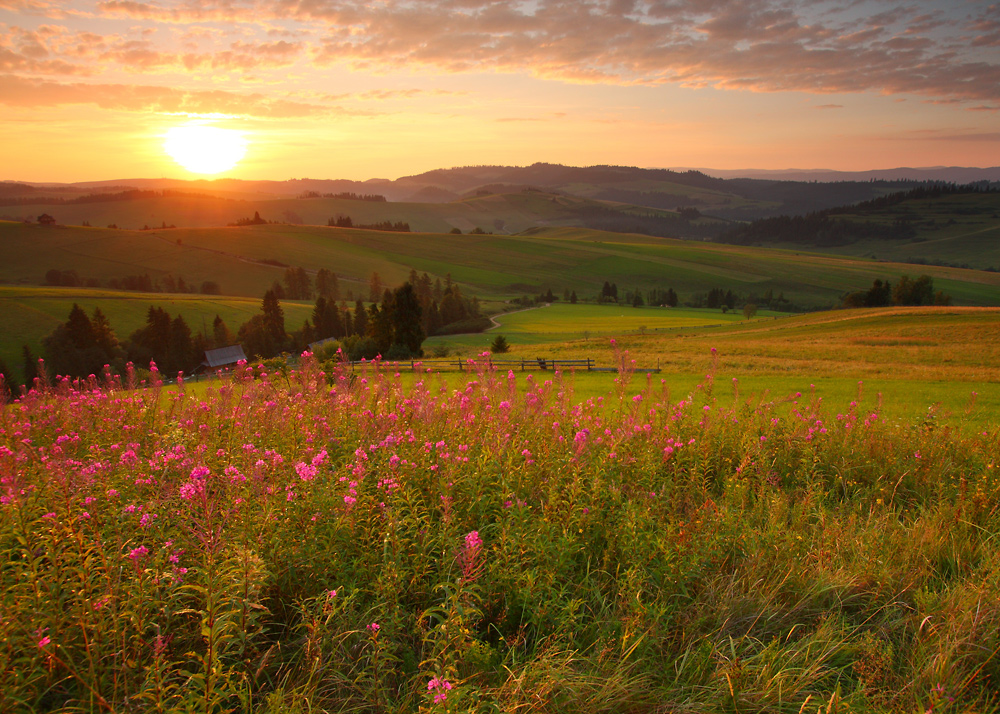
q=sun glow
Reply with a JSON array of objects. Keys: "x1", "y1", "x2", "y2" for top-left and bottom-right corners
[{"x1": 163, "y1": 125, "x2": 248, "y2": 174}]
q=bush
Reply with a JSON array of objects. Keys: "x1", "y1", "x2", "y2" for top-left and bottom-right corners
[
  {"x1": 348, "y1": 336, "x2": 378, "y2": 360},
  {"x1": 490, "y1": 335, "x2": 510, "y2": 354},
  {"x1": 434, "y1": 317, "x2": 493, "y2": 336}
]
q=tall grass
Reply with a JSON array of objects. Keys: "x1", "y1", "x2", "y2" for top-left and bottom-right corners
[{"x1": 1, "y1": 351, "x2": 998, "y2": 712}]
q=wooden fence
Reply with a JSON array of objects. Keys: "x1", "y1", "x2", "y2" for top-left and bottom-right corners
[{"x1": 345, "y1": 357, "x2": 596, "y2": 372}]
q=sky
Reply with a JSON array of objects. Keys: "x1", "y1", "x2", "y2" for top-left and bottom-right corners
[{"x1": 1, "y1": 0, "x2": 998, "y2": 182}]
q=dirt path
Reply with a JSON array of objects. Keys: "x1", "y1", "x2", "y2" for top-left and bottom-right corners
[
  {"x1": 485, "y1": 302, "x2": 551, "y2": 331},
  {"x1": 434, "y1": 303, "x2": 552, "y2": 338}
]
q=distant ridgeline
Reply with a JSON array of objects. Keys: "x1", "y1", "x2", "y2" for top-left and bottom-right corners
[
  {"x1": 299, "y1": 191, "x2": 386, "y2": 201},
  {"x1": 716, "y1": 182, "x2": 998, "y2": 248},
  {"x1": 0, "y1": 188, "x2": 220, "y2": 206}
]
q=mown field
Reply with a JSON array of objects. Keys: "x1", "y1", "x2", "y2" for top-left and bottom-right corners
[
  {"x1": 3, "y1": 346, "x2": 999, "y2": 712},
  {"x1": 427, "y1": 305, "x2": 1000, "y2": 428},
  {"x1": 5, "y1": 221, "x2": 1000, "y2": 310},
  {"x1": 427, "y1": 303, "x2": 759, "y2": 350}
]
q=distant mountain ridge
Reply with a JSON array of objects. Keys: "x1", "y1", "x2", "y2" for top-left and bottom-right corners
[
  {"x1": 4, "y1": 163, "x2": 998, "y2": 221},
  {"x1": 671, "y1": 167, "x2": 1000, "y2": 183}
]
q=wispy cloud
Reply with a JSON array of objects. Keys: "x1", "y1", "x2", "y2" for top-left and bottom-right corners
[
  {"x1": 0, "y1": 73, "x2": 343, "y2": 117},
  {"x1": 2, "y1": 0, "x2": 998, "y2": 110}
]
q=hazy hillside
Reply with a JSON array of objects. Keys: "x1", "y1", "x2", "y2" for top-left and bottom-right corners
[
  {"x1": 0, "y1": 189, "x2": 725, "y2": 238},
  {"x1": 717, "y1": 186, "x2": 1000, "y2": 270},
  {"x1": 4, "y1": 220, "x2": 1000, "y2": 309},
  {"x1": 9, "y1": 162, "x2": 992, "y2": 223}
]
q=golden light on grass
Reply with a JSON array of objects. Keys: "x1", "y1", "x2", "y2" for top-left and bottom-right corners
[{"x1": 163, "y1": 125, "x2": 247, "y2": 174}]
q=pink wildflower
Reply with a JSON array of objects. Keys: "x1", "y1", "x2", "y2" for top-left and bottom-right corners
[
  {"x1": 128, "y1": 545, "x2": 149, "y2": 561},
  {"x1": 461, "y1": 530, "x2": 483, "y2": 581},
  {"x1": 427, "y1": 677, "x2": 453, "y2": 703},
  {"x1": 295, "y1": 462, "x2": 318, "y2": 481}
]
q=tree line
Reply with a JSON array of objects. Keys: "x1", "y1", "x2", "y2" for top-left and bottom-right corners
[
  {"x1": 1, "y1": 268, "x2": 485, "y2": 398},
  {"x1": 327, "y1": 216, "x2": 411, "y2": 232},
  {"x1": 717, "y1": 182, "x2": 995, "y2": 248},
  {"x1": 44, "y1": 269, "x2": 220, "y2": 295},
  {"x1": 299, "y1": 191, "x2": 386, "y2": 201},
  {"x1": 842, "y1": 275, "x2": 951, "y2": 308}
]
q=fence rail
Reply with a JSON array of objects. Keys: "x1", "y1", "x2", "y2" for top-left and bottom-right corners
[{"x1": 345, "y1": 357, "x2": 597, "y2": 372}]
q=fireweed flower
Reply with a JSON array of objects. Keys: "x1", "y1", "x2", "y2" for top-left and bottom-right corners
[
  {"x1": 128, "y1": 545, "x2": 149, "y2": 561},
  {"x1": 367, "y1": 622, "x2": 380, "y2": 635},
  {"x1": 427, "y1": 677, "x2": 453, "y2": 703},
  {"x1": 295, "y1": 462, "x2": 317, "y2": 481},
  {"x1": 461, "y1": 530, "x2": 483, "y2": 581}
]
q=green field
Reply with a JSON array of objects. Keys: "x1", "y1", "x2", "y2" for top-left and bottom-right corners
[
  {"x1": 0, "y1": 286, "x2": 314, "y2": 378},
  {"x1": 422, "y1": 305, "x2": 1000, "y2": 425},
  {"x1": 427, "y1": 303, "x2": 756, "y2": 350},
  {"x1": 1, "y1": 190, "x2": 685, "y2": 235},
  {"x1": 5, "y1": 221, "x2": 1000, "y2": 310},
  {"x1": 765, "y1": 192, "x2": 1000, "y2": 269}
]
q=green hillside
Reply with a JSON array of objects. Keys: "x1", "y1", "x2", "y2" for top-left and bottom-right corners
[
  {"x1": 1, "y1": 190, "x2": 695, "y2": 235},
  {"x1": 5, "y1": 221, "x2": 1000, "y2": 310},
  {"x1": 0, "y1": 286, "x2": 314, "y2": 381},
  {"x1": 725, "y1": 190, "x2": 1000, "y2": 269}
]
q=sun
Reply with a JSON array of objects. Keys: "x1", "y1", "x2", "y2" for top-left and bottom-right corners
[{"x1": 163, "y1": 125, "x2": 248, "y2": 174}]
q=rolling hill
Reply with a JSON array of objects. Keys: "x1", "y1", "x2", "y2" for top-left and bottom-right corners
[
  {"x1": 0, "y1": 188, "x2": 722, "y2": 238},
  {"x1": 6, "y1": 162, "x2": 972, "y2": 226},
  {"x1": 718, "y1": 187, "x2": 1000, "y2": 270},
  {"x1": 4, "y1": 220, "x2": 1000, "y2": 309}
]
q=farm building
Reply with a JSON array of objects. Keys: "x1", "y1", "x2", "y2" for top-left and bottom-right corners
[
  {"x1": 200, "y1": 345, "x2": 248, "y2": 372},
  {"x1": 37, "y1": 214, "x2": 55, "y2": 225}
]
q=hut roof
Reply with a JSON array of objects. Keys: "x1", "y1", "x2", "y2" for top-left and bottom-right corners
[{"x1": 203, "y1": 345, "x2": 247, "y2": 368}]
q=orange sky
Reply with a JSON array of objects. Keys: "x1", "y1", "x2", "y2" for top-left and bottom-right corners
[{"x1": 1, "y1": 0, "x2": 998, "y2": 182}]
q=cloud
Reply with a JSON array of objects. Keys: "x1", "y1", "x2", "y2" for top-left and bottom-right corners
[
  {"x1": 3, "y1": 0, "x2": 997, "y2": 105},
  {"x1": 815, "y1": 103, "x2": 842, "y2": 109},
  {"x1": 0, "y1": 73, "x2": 340, "y2": 117},
  {"x1": 889, "y1": 129, "x2": 1000, "y2": 142}
]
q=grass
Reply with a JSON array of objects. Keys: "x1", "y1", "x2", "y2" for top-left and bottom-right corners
[
  {"x1": 769, "y1": 192, "x2": 1000, "y2": 269},
  {"x1": 0, "y1": 190, "x2": 680, "y2": 235},
  {"x1": 2, "y1": 351, "x2": 999, "y2": 712},
  {"x1": 0, "y1": 286, "x2": 314, "y2": 378},
  {"x1": 5, "y1": 221, "x2": 1000, "y2": 311},
  {"x1": 429, "y1": 305, "x2": 1000, "y2": 430},
  {"x1": 427, "y1": 303, "x2": 755, "y2": 350}
]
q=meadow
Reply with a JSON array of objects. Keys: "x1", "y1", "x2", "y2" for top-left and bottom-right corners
[
  {"x1": 0, "y1": 191, "x2": 682, "y2": 236},
  {"x1": 765, "y1": 193, "x2": 1000, "y2": 270},
  {"x1": 2, "y1": 348, "x2": 999, "y2": 713},
  {"x1": 0, "y1": 287, "x2": 315, "y2": 381},
  {"x1": 431, "y1": 305, "x2": 1000, "y2": 428},
  {"x1": 426, "y1": 303, "x2": 756, "y2": 350},
  {"x1": 5, "y1": 221, "x2": 1000, "y2": 310}
]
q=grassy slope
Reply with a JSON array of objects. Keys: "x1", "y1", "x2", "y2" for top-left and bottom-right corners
[
  {"x1": 0, "y1": 190, "x2": 682, "y2": 235},
  {"x1": 426, "y1": 303, "x2": 753, "y2": 350},
  {"x1": 765, "y1": 192, "x2": 1000, "y2": 269},
  {"x1": 484, "y1": 305, "x2": 1000, "y2": 379},
  {"x1": 5, "y1": 221, "x2": 1000, "y2": 310},
  {"x1": 425, "y1": 305, "x2": 1000, "y2": 426},
  {"x1": 0, "y1": 286, "x2": 313, "y2": 377}
]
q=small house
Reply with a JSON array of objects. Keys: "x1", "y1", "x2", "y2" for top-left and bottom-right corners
[
  {"x1": 37, "y1": 214, "x2": 55, "y2": 225},
  {"x1": 200, "y1": 344, "x2": 248, "y2": 372}
]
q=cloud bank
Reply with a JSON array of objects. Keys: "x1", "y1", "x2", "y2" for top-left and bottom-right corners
[{"x1": 1, "y1": 0, "x2": 997, "y2": 114}]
